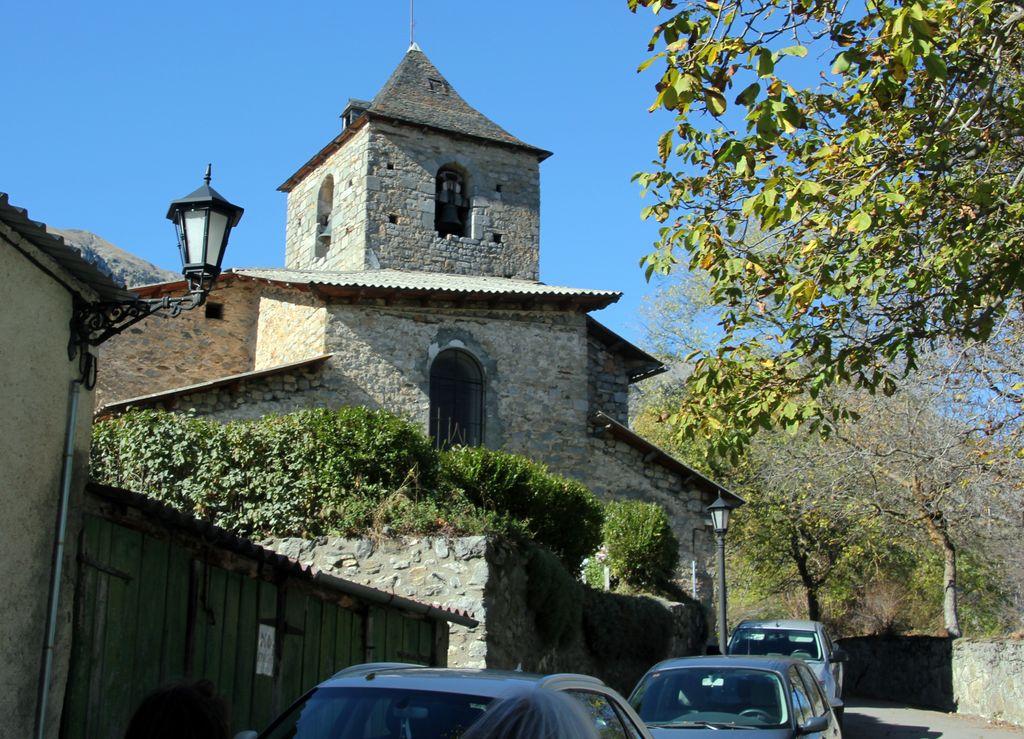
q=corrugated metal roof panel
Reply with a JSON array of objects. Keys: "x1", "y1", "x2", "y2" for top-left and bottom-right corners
[{"x1": 232, "y1": 267, "x2": 621, "y2": 300}]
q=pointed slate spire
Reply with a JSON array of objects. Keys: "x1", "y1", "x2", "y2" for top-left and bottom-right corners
[{"x1": 367, "y1": 47, "x2": 548, "y2": 157}]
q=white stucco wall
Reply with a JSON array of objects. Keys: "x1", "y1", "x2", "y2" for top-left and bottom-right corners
[{"x1": 0, "y1": 240, "x2": 93, "y2": 738}]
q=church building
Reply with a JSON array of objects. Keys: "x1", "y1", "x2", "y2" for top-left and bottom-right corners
[{"x1": 96, "y1": 46, "x2": 731, "y2": 582}]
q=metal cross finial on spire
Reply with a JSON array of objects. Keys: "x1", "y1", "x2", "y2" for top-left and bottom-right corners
[
  {"x1": 410, "y1": 0, "x2": 415, "y2": 48},
  {"x1": 204, "y1": 163, "x2": 212, "y2": 185}
]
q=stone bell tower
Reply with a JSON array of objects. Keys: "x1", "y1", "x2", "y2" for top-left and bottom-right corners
[{"x1": 278, "y1": 45, "x2": 551, "y2": 280}]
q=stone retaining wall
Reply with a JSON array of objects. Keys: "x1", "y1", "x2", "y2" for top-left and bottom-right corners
[
  {"x1": 838, "y1": 635, "x2": 1024, "y2": 726},
  {"x1": 268, "y1": 535, "x2": 705, "y2": 695},
  {"x1": 953, "y1": 639, "x2": 1024, "y2": 726},
  {"x1": 838, "y1": 635, "x2": 954, "y2": 711}
]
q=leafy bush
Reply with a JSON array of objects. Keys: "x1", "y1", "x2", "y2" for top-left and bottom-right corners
[
  {"x1": 525, "y1": 546, "x2": 583, "y2": 648},
  {"x1": 582, "y1": 587, "x2": 674, "y2": 665},
  {"x1": 91, "y1": 409, "x2": 606, "y2": 551},
  {"x1": 441, "y1": 446, "x2": 604, "y2": 570},
  {"x1": 92, "y1": 408, "x2": 486, "y2": 538},
  {"x1": 603, "y1": 500, "x2": 680, "y2": 589}
]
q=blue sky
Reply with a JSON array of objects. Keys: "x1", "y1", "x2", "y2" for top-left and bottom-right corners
[{"x1": 1, "y1": 1, "x2": 675, "y2": 342}]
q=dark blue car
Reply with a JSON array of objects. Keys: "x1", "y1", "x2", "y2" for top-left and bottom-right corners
[{"x1": 629, "y1": 656, "x2": 841, "y2": 738}]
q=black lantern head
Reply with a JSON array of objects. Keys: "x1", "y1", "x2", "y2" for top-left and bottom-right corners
[
  {"x1": 166, "y1": 164, "x2": 244, "y2": 294},
  {"x1": 707, "y1": 494, "x2": 736, "y2": 535}
]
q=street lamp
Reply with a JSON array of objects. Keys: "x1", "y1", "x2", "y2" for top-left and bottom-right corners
[
  {"x1": 69, "y1": 165, "x2": 243, "y2": 384},
  {"x1": 167, "y1": 164, "x2": 244, "y2": 294},
  {"x1": 708, "y1": 494, "x2": 739, "y2": 655}
]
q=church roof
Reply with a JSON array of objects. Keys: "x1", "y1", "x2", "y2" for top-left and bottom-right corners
[
  {"x1": 367, "y1": 46, "x2": 546, "y2": 154},
  {"x1": 279, "y1": 47, "x2": 551, "y2": 192},
  {"x1": 223, "y1": 268, "x2": 621, "y2": 309}
]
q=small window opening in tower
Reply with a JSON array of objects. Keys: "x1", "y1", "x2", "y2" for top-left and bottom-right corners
[
  {"x1": 315, "y1": 175, "x2": 334, "y2": 259},
  {"x1": 205, "y1": 302, "x2": 224, "y2": 320},
  {"x1": 495, "y1": 184, "x2": 503, "y2": 193},
  {"x1": 388, "y1": 214, "x2": 399, "y2": 225},
  {"x1": 492, "y1": 233, "x2": 503, "y2": 244},
  {"x1": 386, "y1": 162, "x2": 395, "y2": 170},
  {"x1": 435, "y1": 167, "x2": 469, "y2": 238}
]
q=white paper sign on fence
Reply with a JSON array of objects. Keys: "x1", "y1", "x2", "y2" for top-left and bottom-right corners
[{"x1": 256, "y1": 624, "x2": 275, "y2": 676}]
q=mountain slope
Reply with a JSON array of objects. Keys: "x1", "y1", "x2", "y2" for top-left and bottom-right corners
[{"x1": 48, "y1": 227, "x2": 177, "y2": 288}]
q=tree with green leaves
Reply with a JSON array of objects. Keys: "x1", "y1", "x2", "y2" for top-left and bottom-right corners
[
  {"x1": 636, "y1": 273, "x2": 1022, "y2": 635},
  {"x1": 628, "y1": 0, "x2": 1024, "y2": 459}
]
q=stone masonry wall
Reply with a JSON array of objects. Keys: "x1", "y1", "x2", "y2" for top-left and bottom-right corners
[
  {"x1": 102, "y1": 295, "x2": 715, "y2": 589},
  {"x1": 953, "y1": 639, "x2": 1024, "y2": 726},
  {"x1": 838, "y1": 635, "x2": 1024, "y2": 726},
  {"x1": 838, "y1": 635, "x2": 955, "y2": 711},
  {"x1": 254, "y1": 286, "x2": 327, "y2": 370},
  {"x1": 587, "y1": 334, "x2": 632, "y2": 425},
  {"x1": 285, "y1": 126, "x2": 370, "y2": 272},
  {"x1": 319, "y1": 301, "x2": 591, "y2": 471},
  {"x1": 362, "y1": 122, "x2": 541, "y2": 280},
  {"x1": 267, "y1": 536, "x2": 705, "y2": 695},
  {"x1": 96, "y1": 281, "x2": 260, "y2": 409},
  {"x1": 577, "y1": 433, "x2": 715, "y2": 601},
  {"x1": 112, "y1": 362, "x2": 327, "y2": 421}
]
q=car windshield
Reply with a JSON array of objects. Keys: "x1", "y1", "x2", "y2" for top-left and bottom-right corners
[
  {"x1": 729, "y1": 628, "x2": 823, "y2": 661},
  {"x1": 260, "y1": 686, "x2": 493, "y2": 738},
  {"x1": 631, "y1": 667, "x2": 789, "y2": 729}
]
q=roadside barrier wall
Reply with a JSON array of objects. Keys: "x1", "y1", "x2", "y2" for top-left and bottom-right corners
[
  {"x1": 268, "y1": 535, "x2": 707, "y2": 695},
  {"x1": 837, "y1": 634, "x2": 1024, "y2": 726}
]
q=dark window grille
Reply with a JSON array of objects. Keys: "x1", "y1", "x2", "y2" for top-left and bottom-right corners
[{"x1": 429, "y1": 349, "x2": 483, "y2": 448}]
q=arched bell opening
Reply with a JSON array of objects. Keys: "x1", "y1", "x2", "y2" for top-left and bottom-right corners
[{"x1": 434, "y1": 166, "x2": 470, "y2": 238}]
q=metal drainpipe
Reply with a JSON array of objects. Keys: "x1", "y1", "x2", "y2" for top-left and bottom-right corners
[{"x1": 34, "y1": 379, "x2": 82, "y2": 739}]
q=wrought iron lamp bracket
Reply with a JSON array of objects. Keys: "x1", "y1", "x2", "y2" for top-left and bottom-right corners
[
  {"x1": 68, "y1": 290, "x2": 207, "y2": 388},
  {"x1": 70, "y1": 290, "x2": 206, "y2": 355}
]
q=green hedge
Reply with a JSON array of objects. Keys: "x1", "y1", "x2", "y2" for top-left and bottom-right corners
[
  {"x1": 91, "y1": 409, "x2": 603, "y2": 558},
  {"x1": 602, "y1": 500, "x2": 680, "y2": 590},
  {"x1": 441, "y1": 446, "x2": 603, "y2": 570}
]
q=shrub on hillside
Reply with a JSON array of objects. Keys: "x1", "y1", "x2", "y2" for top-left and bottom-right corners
[
  {"x1": 603, "y1": 500, "x2": 680, "y2": 589},
  {"x1": 441, "y1": 446, "x2": 603, "y2": 570},
  {"x1": 91, "y1": 408, "x2": 477, "y2": 538}
]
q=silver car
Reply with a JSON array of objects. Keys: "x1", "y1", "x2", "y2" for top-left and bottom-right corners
[
  {"x1": 629, "y1": 656, "x2": 842, "y2": 738},
  {"x1": 727, "y1": 620, "x2": 848, "y2": 719},
  {"x1": 237, "y1": 662, "x2": 652, "y2": 738}
]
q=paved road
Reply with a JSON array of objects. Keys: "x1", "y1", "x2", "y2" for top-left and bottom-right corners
[{"x1": 844, "y1": 698, "x2": 1024, "y2": 738}]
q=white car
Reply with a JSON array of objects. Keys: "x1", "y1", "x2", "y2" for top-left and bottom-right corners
[{"x1": 727, "y1": 620, "x2": 848, "y2": 720}]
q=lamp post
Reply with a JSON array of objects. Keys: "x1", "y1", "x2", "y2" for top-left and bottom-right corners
[
  {"x1": 708, "y1": 494, "x2": 738, "y2": 655},
  {"x1": 36, "y1": 166, "x2": 243, "y2": 739},
  {"x1": 68, "y1": 165, "x2": 243, "y2": 385}
]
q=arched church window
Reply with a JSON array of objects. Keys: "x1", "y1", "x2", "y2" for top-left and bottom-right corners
[
  {"x1": 435, "y1": 167, "x2": 469, "y2": 238},
  {"x1": 315, "y1": 175, "x2": 334, "y2": 259},
  {"x1": 429, "y1": 349, "x2": 483, "y2": 448}
]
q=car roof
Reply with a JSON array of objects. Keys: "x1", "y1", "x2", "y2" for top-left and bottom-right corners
[
  {"x1": 734, "y1": 619, "x2": 825, "y2": 632},
  {"x1": 318, "y1": 663, "x2": 609, "y2": 698},
  {"x1": 643, "y1": 655, "x2": 806, "y2": 675}
]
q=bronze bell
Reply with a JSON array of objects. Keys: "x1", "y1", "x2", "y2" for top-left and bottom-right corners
[{"x1": 437, "y1": 202, "x2": 464, "y2": 234}]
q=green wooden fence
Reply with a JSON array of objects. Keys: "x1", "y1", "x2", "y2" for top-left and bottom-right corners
[{"x1": 61, "y1": 514, "x2": 438, "y2": 737}]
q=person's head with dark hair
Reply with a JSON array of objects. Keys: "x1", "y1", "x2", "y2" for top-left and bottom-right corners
[
  {"x1": 460, "y1": 689, "x2": 599, "y2": 739},
  {"x1": 124, "y1": 679, "x2": 229, "y2": 739}
]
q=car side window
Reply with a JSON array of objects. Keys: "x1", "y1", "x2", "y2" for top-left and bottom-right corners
[
  {"x1": 797, "y1": 665, "x2": 827, "y2": 716},
  {"x1": 567, "y1": 690, "x2": 631, "y2": 739},
  {"x1": 788, "y1": 667, "x2": 814, "y2": 725}
]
